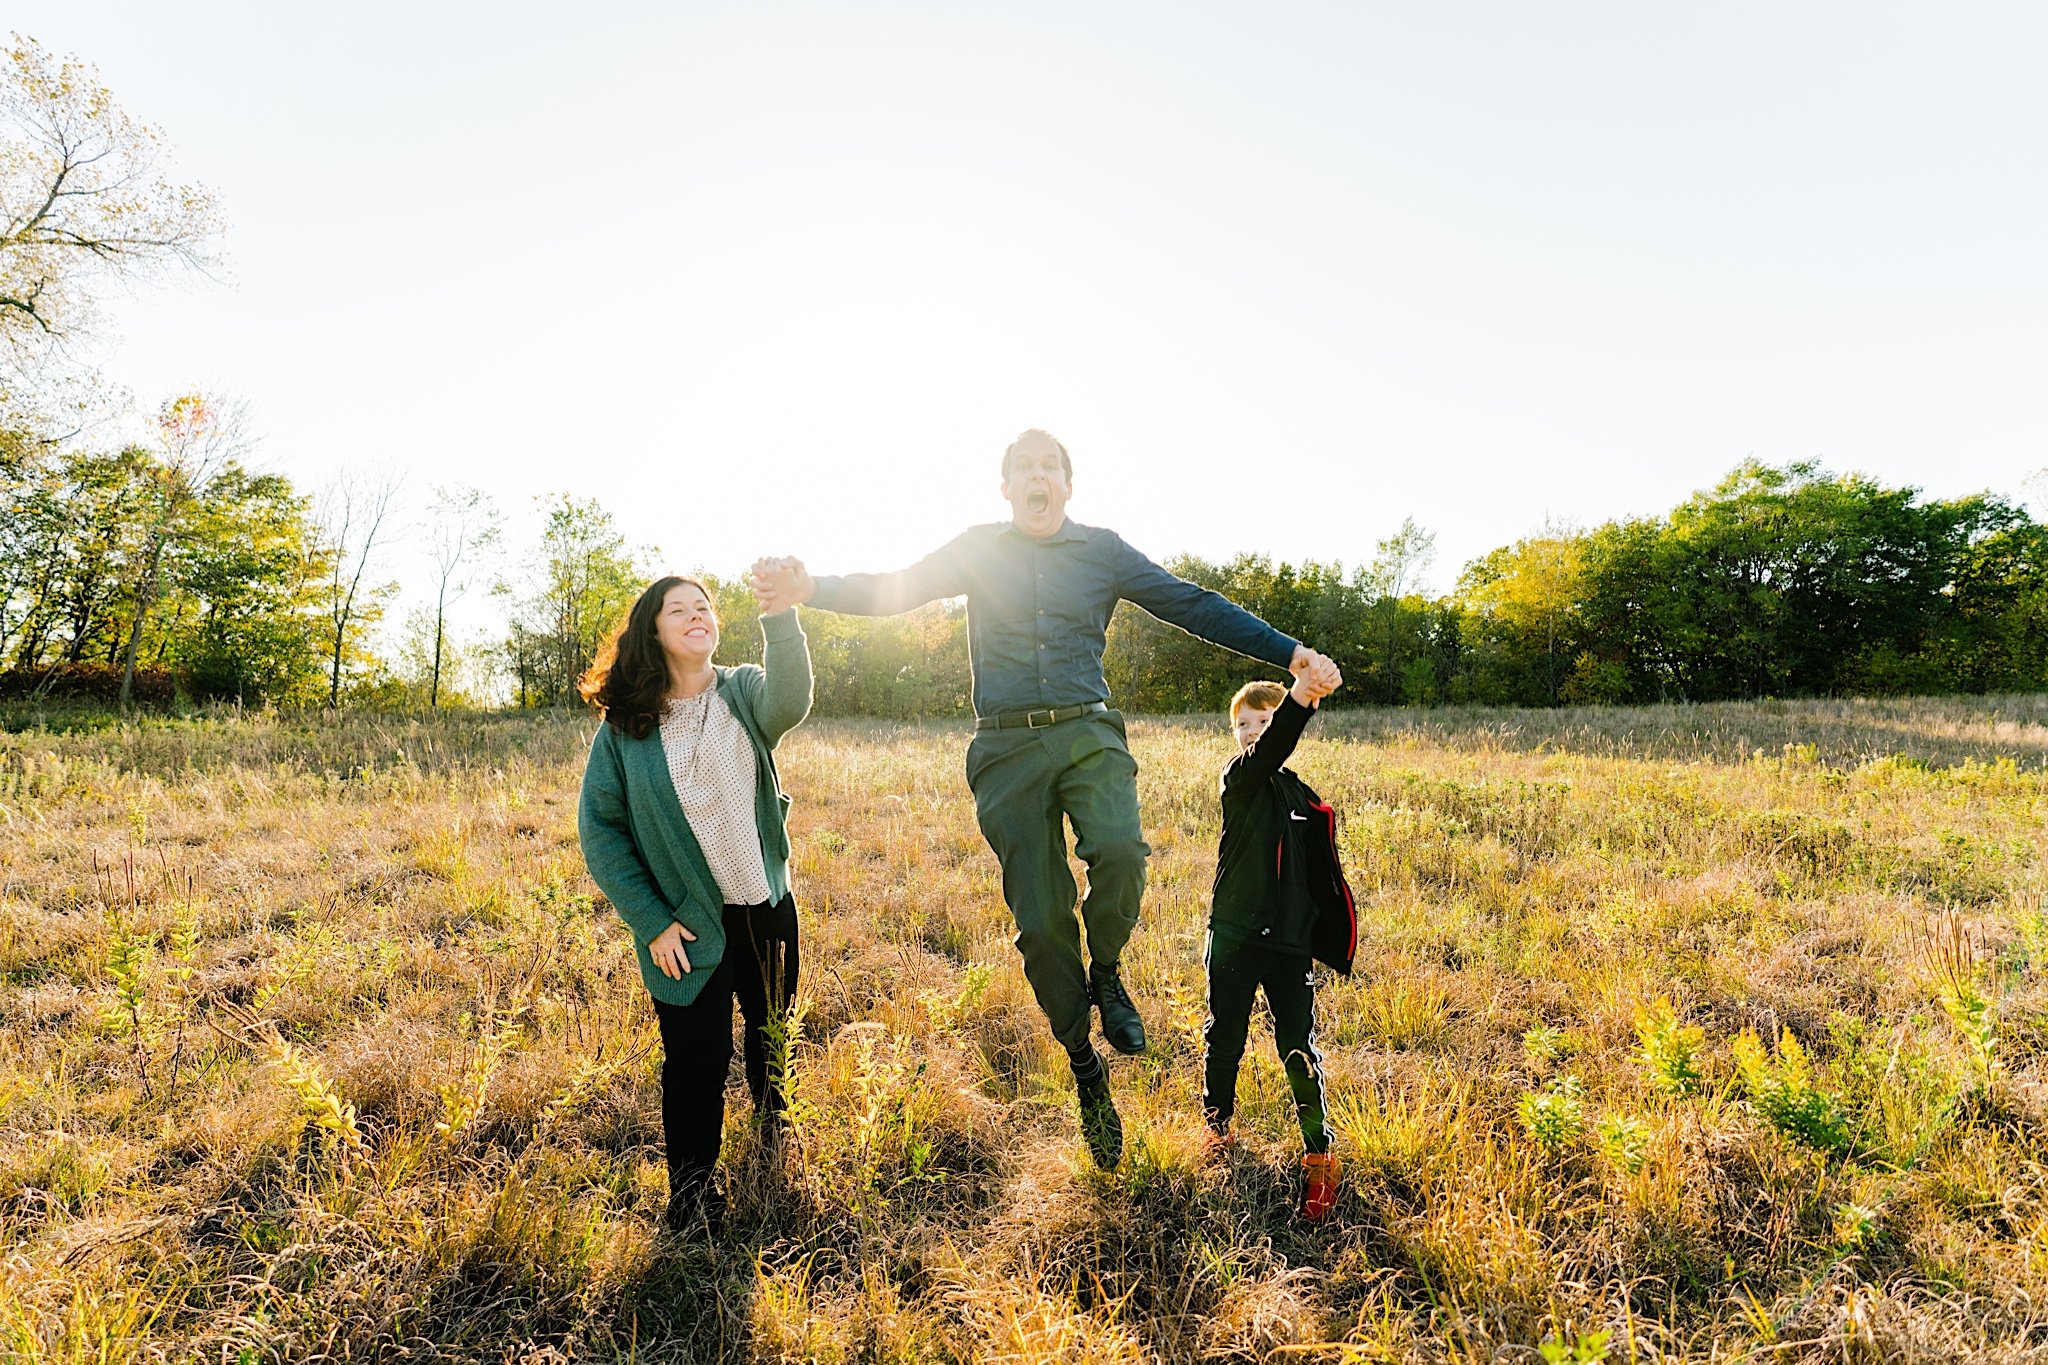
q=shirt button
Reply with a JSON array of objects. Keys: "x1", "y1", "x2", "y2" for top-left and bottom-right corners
[{"x1": 1037, "y1": 608, "x2": 1045, "y2": 615}]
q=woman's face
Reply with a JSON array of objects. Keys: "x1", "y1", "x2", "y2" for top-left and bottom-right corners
[{"x1": 654, "y1": 582, "x2": 719, "y2": 666}]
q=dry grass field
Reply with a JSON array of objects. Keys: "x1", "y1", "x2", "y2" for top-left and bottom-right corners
[{"x1": 3, "y1": 693, "x2": 2047, "y2": 1363}]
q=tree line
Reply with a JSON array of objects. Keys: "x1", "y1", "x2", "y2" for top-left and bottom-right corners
[
  {"x1": 1107, "y1": 461, "x2": 2047, "y2": 712},
  {"x1": 4, "y1": 436, "x2": 2043, "y2": 715}
]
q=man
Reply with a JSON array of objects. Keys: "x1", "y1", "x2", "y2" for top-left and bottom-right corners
[{"x1": 752, "y1": 429, "x2": 1341, "y2": 1169}]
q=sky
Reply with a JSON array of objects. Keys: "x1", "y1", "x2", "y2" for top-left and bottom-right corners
[{"x1": 14, "y1": 2, "x2": 2048, "y2": 618}]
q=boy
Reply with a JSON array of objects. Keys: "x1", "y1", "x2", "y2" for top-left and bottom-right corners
[{"x1": 1203, "y1": 672, "x2": 1358, "y2": 1222}]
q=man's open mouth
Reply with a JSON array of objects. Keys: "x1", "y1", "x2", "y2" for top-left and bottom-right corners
[{"x1": 1027, "y1": 491, "x2": 1048, "y2": 513}]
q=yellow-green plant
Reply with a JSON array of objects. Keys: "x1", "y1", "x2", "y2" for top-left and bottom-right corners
[
  {"x1": 1634, "y1": 999, "x2": 1704, "y2": 1096},
  {"x1": 214, "y1": 999, "x2": 368, "y2": 1166},
  {"x1": 166, "y1": 907, "x2": 200, "y2": 987},
  {"x1": 1833, "y1": 1200, "x2": 1881, "y2": 1249},
  {"x1": 101, "y1": 924, "x2": 158, "y2": 1041},
  {"x1": 1327, "y1": 1075, "x2": 1469, "y2": 1184},
  {"x1": 435, "y1": 994, "x2": 528, "y2": 1144},
  {"x1": 1518, "y1": 1075, "x2": 1584, "y2": 1151},
  {"x1": 1593, "y1": 1114, "x2": 1649, "y2": 1174},
  {"x1": 1926, "y1": 914, "x2": 2001, "y2": 1091},
  {"x1": 101, "y1": 921, "x2": 162, "y2": 1099},
  {"x1": 159, "y1": 904, "x2": 204, "y2": 1099},
  {"x1": 923, "y1": 962, "x2": 992, "y2": 1031},
  {"x1": 1731, "y1": 1028, "x2": 1851, "y2": 1155},
  {"x1": 535, "y1": 1036, "x2": 649, "y2": 1136},
  {"x1": 1539, "y1": 1327, "x2": 1611, "y2": 1364},
  {"x1": 795, "y1": 1023, "x2": 943, "y2": 1217},
  {"x1": 2014, "y1": 903, "x2": 2048, "y2": 972},
  {"x1": 252, "y1": 918, "x2": 337, "y2": 1011},
  {"x1": 760, "y1": 986, "x2": 812, "y2": 1121},
  {"x1": 1357, "y1": 977, "x2": 1453, "y2": 1050},
  {"x1": 1522, "y1": 1025, "x2": 1569, "y2": 1067}
]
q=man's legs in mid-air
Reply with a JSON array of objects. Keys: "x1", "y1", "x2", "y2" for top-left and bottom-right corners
[
  {"x1": 1052, "y1": 712, "x2": 1150, "y2": 1055},
  {"x1": 965, "y1": 714, "x2": 1147, "y2": 1168}
]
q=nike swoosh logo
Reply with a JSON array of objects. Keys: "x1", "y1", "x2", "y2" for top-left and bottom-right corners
[{"x1": 1289, "y1": 812, "x2": 1309, "y2": 821}]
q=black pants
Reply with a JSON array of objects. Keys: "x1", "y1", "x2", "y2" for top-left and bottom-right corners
[
  {"x1": 1202, "y1": 934, "x2": 1330, "y2": 1154},
  {"x1": 651, "y1": 896, "x2": 800, "y2": 1188}
]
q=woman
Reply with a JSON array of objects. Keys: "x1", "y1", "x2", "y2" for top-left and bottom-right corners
[{"x1": 577, "y1": 573, "x2": 812, "y2": 1233}]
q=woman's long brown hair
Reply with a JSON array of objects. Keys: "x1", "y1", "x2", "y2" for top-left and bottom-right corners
[{"x1": 578, "y1": 575, "x2": 713, "y2": 740}]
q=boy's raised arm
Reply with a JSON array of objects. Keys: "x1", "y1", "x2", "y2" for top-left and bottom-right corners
[{"x1": 1223, "y1": 692, "x2": 1317, "y2": 791}]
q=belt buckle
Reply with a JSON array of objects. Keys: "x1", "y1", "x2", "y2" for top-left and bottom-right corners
[{"x1": 1026, "y1": 707, "x2": 1057, "y2": 729}]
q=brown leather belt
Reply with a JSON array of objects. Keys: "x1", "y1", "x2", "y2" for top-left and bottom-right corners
[{"x1": 973, "y1": 700, "x2": 1109, "y2": 732}]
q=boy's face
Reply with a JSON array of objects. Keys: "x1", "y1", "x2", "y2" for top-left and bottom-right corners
[{"x1": 1232, "y1": 703, "x2": 1276, "y2": 751}]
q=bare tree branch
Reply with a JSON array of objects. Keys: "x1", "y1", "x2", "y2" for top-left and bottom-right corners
[
  {"x1": 0, "y1": 34, "x2": 224, "y2": 368},
  {"x1": 424, "y1": 484, "x2": 501, "y2": 706},
  {"x1": 318, "y1": 468, "x2": 406, "y2": 707}
]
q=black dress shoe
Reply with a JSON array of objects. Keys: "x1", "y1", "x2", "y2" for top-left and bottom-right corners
[
  {"x1": 1070, "y1": 1047, "x2": 1123, "y2": 1171},
  {"x1": 1089, "y1": 962, "x2": 1148, "y2": 1056},
  {"x1": 664, "y1": 1174, "x2": 727, "y2": 1236}
]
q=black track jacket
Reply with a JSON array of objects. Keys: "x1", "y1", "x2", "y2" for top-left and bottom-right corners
[{"x1": 1211, "y1": 694, "x2": 1358, "y2": 974}]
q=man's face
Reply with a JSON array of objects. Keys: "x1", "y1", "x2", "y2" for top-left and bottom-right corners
[
  {"x1": 1232, "y1": 703, "x2": 1276, "y2": 751},
  {"x1": 1002, "y1": 433, "x2": 1072, "y2": 538}
]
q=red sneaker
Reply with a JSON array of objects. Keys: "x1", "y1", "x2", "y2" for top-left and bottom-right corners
[{"x1": 1300, "y1": 1152, "x2": 1341, "y2": 1223}]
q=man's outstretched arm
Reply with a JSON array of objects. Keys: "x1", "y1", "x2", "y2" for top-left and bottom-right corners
[
  {"x1": 751, "y1": 537, "x2": 972, "y2": 618},
  {"x1": 1112, "y1": 534, "x2": 1342, "y2": 687}
]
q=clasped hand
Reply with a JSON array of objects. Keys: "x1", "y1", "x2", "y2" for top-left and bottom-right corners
[
  {"x1": 1289, "y1": 646, "x2": 1343, "y2": 705},
  {"x1": 748, "y1": 556, "x2": 814, "y2": 615}
]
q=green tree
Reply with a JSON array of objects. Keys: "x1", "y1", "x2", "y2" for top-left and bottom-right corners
[
  {"x1": 2, "y1": 444, "x2": 149, "y2": 674},
  {"x1": 116, "y1": 395, "x2": 247, "y2": 707},
  {"x1": 168, "y1": 464, "x2": 326, "y2": 704},
  {"x1": 506, "y1": 494, "x2": 648, "y2": 706},
  {"x1": 1927, "y1": 516, "x2": 2048, "y2": 693},
  {"x1": 1457, "y1": 525, "x2": 1585, "y2": 705}
]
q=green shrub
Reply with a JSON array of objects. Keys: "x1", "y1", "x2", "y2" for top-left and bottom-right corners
[
  {"x1": 1634, "y1": 999, "x2": 1705, "y2": 1097},
  {"x1": 1731, "y1": 1028, "x2": 1852, "y2": 1155},
  {"x1": 1518, "y1": 1075, "x2": 1585, "y2": 1151},
  {"x1": 1522, "y1": 1025, "x2": 1569, "y2": 1067},
  {"x1": 1594, "y1": 1114, "x2": 1649, "y2": 1174}
]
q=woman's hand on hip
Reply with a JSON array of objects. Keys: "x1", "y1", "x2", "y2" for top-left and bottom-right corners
[{"x1": 650, "y1": 920, "x2": 697, "y2": 979}]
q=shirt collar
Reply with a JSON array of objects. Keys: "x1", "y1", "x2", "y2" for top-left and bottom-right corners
[{"x1": 1003, "y1": 517, "x2": 1089, "y2": 545}]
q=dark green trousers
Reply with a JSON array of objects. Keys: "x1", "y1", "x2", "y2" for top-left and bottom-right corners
[{"x1": 965, "y1": 710, "x2": 1151, "y2": 1052}]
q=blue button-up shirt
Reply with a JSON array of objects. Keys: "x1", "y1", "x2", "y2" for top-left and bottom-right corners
[{"x1": 810, "y1": 519, "x2": 1301, "y2": 718}]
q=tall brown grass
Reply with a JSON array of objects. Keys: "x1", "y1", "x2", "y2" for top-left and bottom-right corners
[{"x1": 1, "y1": 694, "x2": 2045, "y2": 1361}]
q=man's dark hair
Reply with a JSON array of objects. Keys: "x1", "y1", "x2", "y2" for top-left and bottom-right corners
[{"x1": 1002, "y1": 429, "x2": 1073, "y2": 483}]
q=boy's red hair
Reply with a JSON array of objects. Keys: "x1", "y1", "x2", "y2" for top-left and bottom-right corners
[{"x1": 1229, "y1": 680, "x2": 1287, "y2": 719}]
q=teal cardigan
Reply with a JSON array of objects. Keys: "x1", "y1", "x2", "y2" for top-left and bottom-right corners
[{"x1": 578, "y1": 609, "x2": 813, "y2": 1006}]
